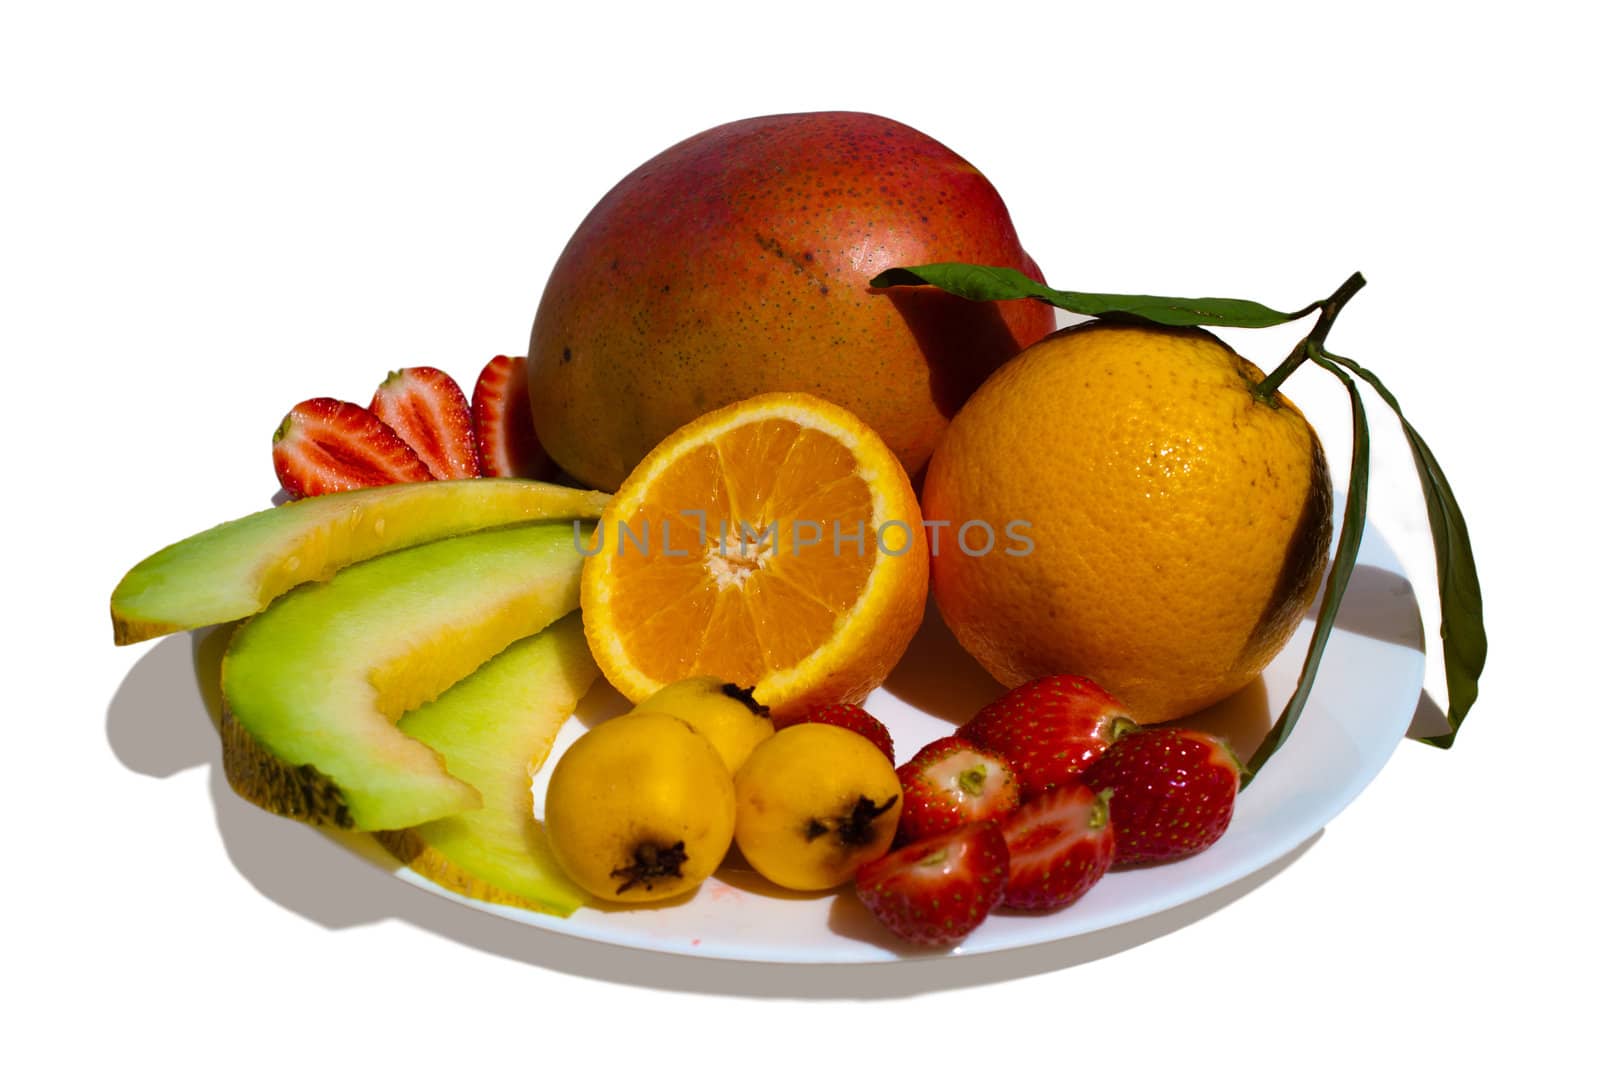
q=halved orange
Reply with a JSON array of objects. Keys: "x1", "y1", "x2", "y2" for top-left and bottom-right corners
[{"x1": 580, "y1": 392, "x2": 928, "y2": 713}]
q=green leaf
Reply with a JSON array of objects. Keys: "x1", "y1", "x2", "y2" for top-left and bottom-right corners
[
  {"x1": 869, "y1": 262, "x2": 1315, "y2": 329},
  {"x1": 1321, "y1": 352, "x2": 1486, "y2": 748},
  {"x1": 1245, "y1": 347, "x2": 1371, "y2": 782}
]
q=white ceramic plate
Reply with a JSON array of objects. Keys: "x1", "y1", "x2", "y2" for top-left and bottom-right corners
[{"x1": 393, "y1": 517, "x2": 1425, "y2": 963}]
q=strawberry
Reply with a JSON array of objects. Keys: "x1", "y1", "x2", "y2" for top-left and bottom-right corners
[
  {"x1": 895, "y1": 737, "x2": 1021, "y2": 844},
  {"x1": 369, "y1": 366, "x2": 481, "y2": 480},
  {"x1": 957, "y1": 674, "x2": 1136, "y2": 799},
  {"x1": 854, "y1": 821, "x2": 1009, "y2": 946},
  {"x1": 1082, "y1": 727, "x2": 1241, "y2": 867},
  {"x1": 779, "y1": 703, "x2": 894, "y2": 764},
  {"x1": 471, "y1": 354, "x2": 550, "y2": 478},
  {"x1": 998, "y1": 782, "x2": 1115, "y2": 911},
  {"x1": 272, "y1": 397, "x2": 433, "y2": 500}
]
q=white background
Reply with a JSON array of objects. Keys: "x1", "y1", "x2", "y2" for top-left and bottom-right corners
[{"x1": 5, "y1": 1, "x2": 1594, "y2": 1062}]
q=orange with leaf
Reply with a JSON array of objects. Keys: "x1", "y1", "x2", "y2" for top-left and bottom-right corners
[{"x1": 875, "y1": 265, "x2": 1485, "y2": 774}]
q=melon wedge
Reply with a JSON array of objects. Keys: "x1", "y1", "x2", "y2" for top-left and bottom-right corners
[
  {"x1": 379, "y1": 612, "x2": 598, "y2": 916},
  {"x1": 221, "y1": 521, "x2": 588, "y2": 831},
  {"x1": 111, "y1": 479, "x2": 609, "y2": 644}
]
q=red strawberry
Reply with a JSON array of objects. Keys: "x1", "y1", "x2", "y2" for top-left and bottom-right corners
[
  {"x1": 472, "y1": 354, "x2": 551, "y2": 478},
  {"x1": 272, "y1": 398, "x2": 433, "y2": 500},
  {"x1": 369, "y1": 366, "x2": 481, "y2": 480},
  {"x1": 998, "y1": 782, "x2": 1115, "y2": 911},
  {"x1": 1082, "y1": 728, "x2": 1241, "y2": 867},
  {"x1": 854, "y1": 821, "x2": 1009, "y2": 946},
  {"x1": 780, "y1": 703, "x2": 894, "y2": 763},
  {"x1": 957, "y1": 674, "x2": 1136, "y2": 799},
  {"x1": 895, "y1": 737, "x2": 1021, "y2": 844}
]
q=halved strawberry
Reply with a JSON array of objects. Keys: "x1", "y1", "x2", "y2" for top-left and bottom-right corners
[
  {"x1": 998, "y1": 782, "x2": 1114, "y2": 911},
  {"x1": 854, "y1": 821, "x2": 1009, "y2": 946},
  {"x1": 779, "y1": 703, "x2": 895, "y2": 764},
  {"x1": 958, "y1": 674, "x2": 1136, "y2": 799},
  {"x1": 471, "y1": 354, "x2": 551, "y2": 478},
  {"x1": 272, "y1": 397, "x2": 433, "y2": 500},
  {"x1": 895, "y1": 737, "x2": 1021, "y2": 845},
  {"x1": 369, "y1": 366, "x2": 481, "y2": 480},
  {"x1": 1082, "y1": 728, "x2": 1241, "y2": 867}
]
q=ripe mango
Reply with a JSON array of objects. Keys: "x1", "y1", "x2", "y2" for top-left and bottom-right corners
[{"x1": 527, "y1": 111, "x2": 1055, "y2": 490}]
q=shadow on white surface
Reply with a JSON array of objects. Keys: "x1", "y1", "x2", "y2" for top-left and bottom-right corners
[
  {"x1": 1407, "y1": 690, "x2": 1451, "y2": 741},
  {"x1": 880, "y1": 596, "x2": 1006, "y2": 727},
  {"x1": 368, "y1": 833, "x2": 1318, "y2": 996},
  {"x1": 1308, "y1": 563, "x2": 1424, "y2": 652},
  {"x1": 1299, "y1": 562, "x2": 1445, "y2": 742}
]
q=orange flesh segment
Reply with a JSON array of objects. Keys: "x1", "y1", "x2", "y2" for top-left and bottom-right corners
[{"x1": 605, "y1": 419, "x2": 877, "y2": 686}]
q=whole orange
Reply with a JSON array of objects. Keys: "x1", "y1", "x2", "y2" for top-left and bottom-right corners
[
  {"x1": 527, "y1": 111, "x2": 1055, "y2": 490},
  {"x1": 922, "y1": 322, "x2": 1333, "y2": 723}
]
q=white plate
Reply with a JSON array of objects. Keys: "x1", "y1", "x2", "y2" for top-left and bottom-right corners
[{"x1": 392, "y1": 517, "x2": 1425, "y2": 962}]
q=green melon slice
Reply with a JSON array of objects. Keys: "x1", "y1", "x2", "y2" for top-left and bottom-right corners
[
  {"x1": 379, "y1": 612, "x2": 598, "y2": 916},
  {"x1": 111, "y1": 479, "x2": 608, "y2": 644},
  {"x1": 220, "y1": 521, "x2": 589, "y2": 831}
]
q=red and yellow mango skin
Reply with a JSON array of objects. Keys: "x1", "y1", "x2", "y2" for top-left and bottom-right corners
[{"x1": 528, "y1": 111, "x2": 1056, "y2": 491}]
